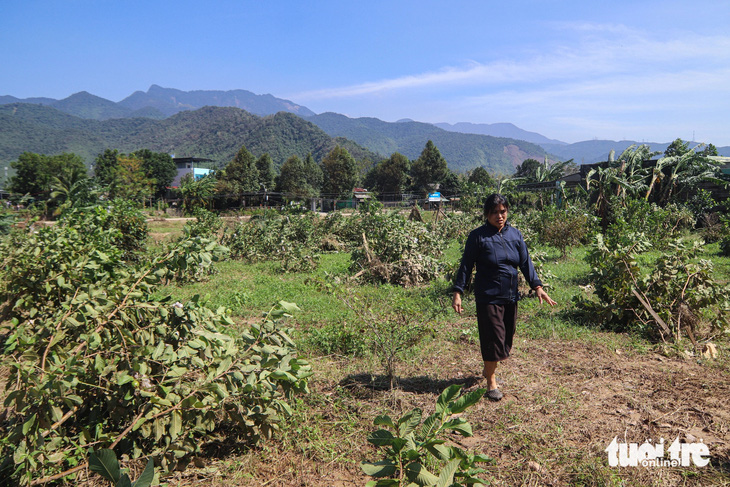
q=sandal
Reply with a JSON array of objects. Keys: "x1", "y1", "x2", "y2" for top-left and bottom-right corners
[{"x1": 486, "y1": 388, "x2": 503, "y2": 401}]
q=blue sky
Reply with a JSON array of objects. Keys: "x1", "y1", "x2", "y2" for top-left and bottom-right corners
[{"x1": 2, "y1": 0, "x2": 729, "y2": 145}]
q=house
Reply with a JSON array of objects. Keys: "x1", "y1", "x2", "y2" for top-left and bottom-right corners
[{"x1": 171, "y1": 157, "x2": 214, "y2": 187}]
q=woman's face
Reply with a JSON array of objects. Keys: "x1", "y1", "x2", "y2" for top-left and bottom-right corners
[{"x1": 487, "y1": 204, "x2": 508, "y2": 230}]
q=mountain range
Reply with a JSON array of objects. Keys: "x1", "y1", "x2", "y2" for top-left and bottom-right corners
[
  {"x1": 1, "y1": 85, "x2": 728, "y2": 175},
  {"x1": 0, "y1": 103, "x2": 378, "y2": 170}
]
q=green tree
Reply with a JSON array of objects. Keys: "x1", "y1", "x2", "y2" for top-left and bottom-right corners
[
  {"x1": 515, "y1": 156, "x2": 573, "y2": 183},
  {"x1": 178, "y1": 173, "x2": 216, "y2": 212},
  {"x1": 94, "y1": 149, "x2": 120, "y2": 187},
  {"x1": 440, "y1": 169, "x2": 462, "y2": 196},
  {"x1": 664, "y1": 138, "x2": 690, "y2": 158},
  {"x1": 699, "y1": 143, "x2": 718, "y2": 157},
  {"x1": 256, "y1": 153, "x2": 276, "y2": 191},
  {"x1": 49, "y1": 174, "x2": 97, "y2": 216},
  {"x1": 467, "y1": 166, "x2": 494, "y2": 186},
  {"x1": 303, "y1": 153, "x2": 323, "y2": 194},
  {"x1": 219, "y1": 145, "x2": 260, "y2": 195},
  {"x1": 321, "y1": 146, "x2": 358, "y2": 198},
  {"x1": 110, "y1": 155, "x2": 155, "y2": 202},
  {"x1": 514, "y1": 158, "x2": 541, "y2": 180},
  {"x1": 133, "y1": 149, "x2": 177, "y2": 197},
  {"x1": 278, "y1": 155, "x2": 314, "y2": 198},
  {"x1": 365, "y1": 152, "x2": 411, "y2": 194},
  {"x1": 410, "y1": 140, "x2": 448, "y2": 194},
  {"x1": 8, "y1": 152, "x2": 87, "y2": 199}
]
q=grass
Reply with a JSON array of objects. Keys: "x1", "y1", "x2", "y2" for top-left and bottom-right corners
[{"x1": 143, "y1": 217, "x2": 730, "y2": 486}]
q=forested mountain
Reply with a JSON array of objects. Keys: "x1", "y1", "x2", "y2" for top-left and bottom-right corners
[
  {"x1": 434, "y1": 121, "x2": 566, "y2": 146},
  {"x1": 0, "y1": 85, "x2": 315, "y2": 121},
  {"x1": 306, "y1": 112, "x2": 549, "y2": 175},
  {"x1": 541, "y1": 140, "x2": 730, "y2": 164},
  {"x1": 0, "y1": 104, "x2": 379, "y2": 169},
  {"x1": 118, "y1": 85, "x2": 316, "y2": 118}
]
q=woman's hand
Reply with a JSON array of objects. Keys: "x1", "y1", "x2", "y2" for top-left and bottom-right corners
[
  {"x1": 452, "y1": 292, "x2": 463, "y2": 314},
  {"x1": 535, "y1": 286, "x2": 557, "y2": 306}
]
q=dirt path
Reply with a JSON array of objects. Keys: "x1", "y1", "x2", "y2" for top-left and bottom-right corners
[{"x1": 161, "y1": 330, "x2": 729, "y2": 486}]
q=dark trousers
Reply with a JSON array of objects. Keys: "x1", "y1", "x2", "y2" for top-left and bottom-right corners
[{"x1": 476, "y1": 302, "x2": 517, "y2": 362}]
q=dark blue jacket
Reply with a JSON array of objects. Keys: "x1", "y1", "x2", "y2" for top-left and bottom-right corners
[{"x1": 453, "y1": 222, "x2": 542, "y2": 304}]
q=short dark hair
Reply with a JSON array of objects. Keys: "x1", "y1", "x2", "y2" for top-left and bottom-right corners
[{"x1": 483, "y1": 193, "x2": 509, "y2": 216}]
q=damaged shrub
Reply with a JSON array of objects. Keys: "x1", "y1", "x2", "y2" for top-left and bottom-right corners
[
  {"x1": 574, "y1": 232, "x2": 730, "y2": 341},
  {"x1": 0, "y1": 209, "x2": 310, "y2": 485},
  {"x1": 223, "y1": 212, "x2": 319, "y2": 272},
  {"x1": 350, "y1": 213, "x2": 446, "y2": 287}
]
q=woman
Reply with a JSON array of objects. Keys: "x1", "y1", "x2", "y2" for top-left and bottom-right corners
[{"x1": 452, "y1": 193, "x2": 556, "y2": 401}]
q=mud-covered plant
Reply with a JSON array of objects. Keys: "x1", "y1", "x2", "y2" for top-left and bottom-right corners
[{"x1": 361, "y1": 384, "x2": 491, "y2": 487}]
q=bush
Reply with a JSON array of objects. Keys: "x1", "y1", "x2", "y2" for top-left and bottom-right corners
[
  {"x1": 720, "y1": 233, "x2": 730, "y2": 257},
  {"x1": 537, "y1": 205, "x2": 593, "y2": 257},
  {"x1": 603, "y1": 197, "x2": 693, "y2": 248},
  {"x1": 0, "y1": 208, "x2": 310, "y2": 484},
  {"x1": 222, "y1": 211, "x2": 320, "y2": 272},
  {"x1": 350, "y1": 212, "x2": 446, "y2": 287},
  {"x1": 59, "y1": 200, "x2": 149, "y2": 262},
  {"x1": 575, "y1": 233, "x2": 730, "y2": 340},
  {"x1": 183, "y1": 207, "x2": 224, "y2": 239}
]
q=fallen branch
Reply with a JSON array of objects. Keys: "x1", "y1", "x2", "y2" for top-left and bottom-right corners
[{"x1": 631, "y1": 288, "x2": 673, "y2": 339}]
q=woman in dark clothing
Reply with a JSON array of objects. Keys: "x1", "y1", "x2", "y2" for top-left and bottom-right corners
[{"x1": 452, "y1": 193, "x2": 556, "y2": 401}]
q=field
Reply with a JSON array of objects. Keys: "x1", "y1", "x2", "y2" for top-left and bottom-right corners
[{"x1": 144, "y1": 217, "x2": 730, "y2": 487}]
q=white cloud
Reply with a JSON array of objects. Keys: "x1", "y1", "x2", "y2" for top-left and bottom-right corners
[
  {"x1": 292, "y1": 23, "x2": 730, "y2": 145},
  {"x1": 294, "y1": 24, "x2": 730, "y2": 101}
]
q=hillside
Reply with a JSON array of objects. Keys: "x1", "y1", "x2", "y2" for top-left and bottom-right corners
[
  {"x1": 434, "y1": 121, "x2": 566, "y2": 146},
  {"x1": 0, "y1": 85, "x2": 316, "y2": 121},
  {"x1": 306, "y1": 112, "x2": 549, "y2": 175},
  {"x1": 0, "y1": 104, "x2": 379, "y2": 169},
  {"x1": 542, "y1": 139, "x2": 730, "y2": 164}
]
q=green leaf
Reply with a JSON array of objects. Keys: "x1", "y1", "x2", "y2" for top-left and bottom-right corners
[
  {"x1": 448, "y1": 388, "x2": 486, "y2": 414},
  {"x1": 373, "y1": 414, "x2": 395, "y2": 429},
  {"x1": 367, "y1": 429, "x2": 396, "y2": 446},
  {"x1": 132, "y1": 459, "x2": 155, "y2": 487},
  {"x1": 397, "y1": 408, "x2": 422, "y2": 437},
  {"x1": 22, "y1": 413, "x2": 37, "y2": 435},
  {"x1": 152, "y1": 340, "x2": 165, "y2": 360},
  {"x1": 169, "y1": 410, "x2": 182, "y2": 439},
  {"x1": 366, "y1": 480, "x2": 400, "y2": 487},
  {"x1": 418, "y1": 412, "x2": 441, "y2": 441},
  {"x1": 436, "y1": 458, "x2": 461, "y2": 487},
  {"x1": 215, "y1": 356, "x2": 233, "y2": 377},
  {"x1": 116, "y1": 473, "x2": 133, "y2": 487},
  {"x1": 425, "y1": 443, "x2": 451, "y2": 461},
  {"x1": 405, "y1": 462, "x2": 439, "y2": 486},
  {"x1": 443, "y1": 418, "x2": 473, "y2": 437},
  {"x1": 89, "y1": 449, "x2": 120, "y2": 483},
  {"x1": 361, "y1": 460, "x2": 397, "y2": 478},
  {"x1": 278, "y1": 301, "x2": 300, "y2": 314},
  {"x1": 436, "y1": 384, "x2": 462, "y2": 414}
]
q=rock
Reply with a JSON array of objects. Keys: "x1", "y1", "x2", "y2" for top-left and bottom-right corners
[{"x1": 528, "y1": 460, "x2": 542, "y2": 472}]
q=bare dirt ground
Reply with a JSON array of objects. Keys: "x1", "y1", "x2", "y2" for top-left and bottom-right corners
[{"x1": 155, "y1": 321, "x2": 730, "y2": 487}]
